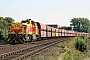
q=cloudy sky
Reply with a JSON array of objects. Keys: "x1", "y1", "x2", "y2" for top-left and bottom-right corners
[{"x1": 0, "y1": 0, "x2": 90, "y2": 26}]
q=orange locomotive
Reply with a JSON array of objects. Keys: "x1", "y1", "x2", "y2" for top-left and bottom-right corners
[{"x1": 8, "y1": 19, "x2": 39, "y2": 44}]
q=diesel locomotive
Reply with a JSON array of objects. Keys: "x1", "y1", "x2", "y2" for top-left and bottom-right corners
[{"x1": 8, "y1": 19, "x2": 39, "y2": 44}]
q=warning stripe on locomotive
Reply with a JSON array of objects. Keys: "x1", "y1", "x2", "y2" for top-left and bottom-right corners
[
  {"x1": 11, "y1": 26, "x2": 23, "y2": 34},
  {"x1": 10, "y1": 23, "x2": 23, "y2": 34}
]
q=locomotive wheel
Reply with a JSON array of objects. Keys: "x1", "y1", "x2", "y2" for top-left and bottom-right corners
[{"x1": 26, "y1": 36, "x2": 32, "y2": 42}]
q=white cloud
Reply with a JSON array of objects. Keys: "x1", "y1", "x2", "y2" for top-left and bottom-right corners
[{"x1": 22, "y1": 12, "x2": 33, "y2": 19}]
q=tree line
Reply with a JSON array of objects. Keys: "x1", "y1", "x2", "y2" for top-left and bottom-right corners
[
  {"x1": 70, "y1": 17, "x2": 90, "y2": 33},
  {"x1": 59, "y1": 17, "x2": 90, "y2": 33}
]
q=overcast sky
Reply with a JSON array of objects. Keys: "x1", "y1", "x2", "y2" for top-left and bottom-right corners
[{"x1": 0, "y1": 0, "x2": 90, "y2": 26}]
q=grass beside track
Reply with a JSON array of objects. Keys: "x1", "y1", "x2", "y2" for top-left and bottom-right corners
[{"x1": 30, "y1": 37, "x2": 89, "y2": 60}]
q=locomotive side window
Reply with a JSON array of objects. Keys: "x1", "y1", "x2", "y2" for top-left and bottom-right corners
[{"x1": 31, "y1": 21, "x2": 35, "y2": 26}]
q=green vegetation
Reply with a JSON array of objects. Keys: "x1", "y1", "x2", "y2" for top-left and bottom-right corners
[
  {"x1": 70, "y1": 17, "x2": 90, "y2": 33},
  {"x1": 75, "y1": 36, "x2": 88, "y2": 52},
  {"x1": 62, "y1": 36, "x2": 89, "y2": 60},
  {"x1": 0, "y1": 17, "x2": 14, "y2": 43},
  {"x1": 58, "y1": 17, "x2": 90, "y2": 32},
  {"x1": 32, "y1": 37, "x2": 89, "y2": 60}
]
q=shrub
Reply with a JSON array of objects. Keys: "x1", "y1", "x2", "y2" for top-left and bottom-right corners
[
  {"x1": 0, "y1": 31, "x2": 4, "y2": 40},
  {"x1": 75, "y1": 36, "x2": 88, "y2": 52}
]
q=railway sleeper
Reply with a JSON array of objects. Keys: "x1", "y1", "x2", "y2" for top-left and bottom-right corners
[
  {"x1": 13, "y1": 41, "x2": 60, "y2": 60},
  {"x1": 0, "y1": 38, "x2": 62, "y2": 60}
]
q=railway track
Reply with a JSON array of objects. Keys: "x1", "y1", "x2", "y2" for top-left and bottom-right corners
[{"x1": 0, "y1": 38, "x2": 67, "y2": 60}]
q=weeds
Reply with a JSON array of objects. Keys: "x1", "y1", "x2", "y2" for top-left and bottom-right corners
[
  {"x1": 75, "y1": 36, "x2": 88, "y2": 52},
  {"x1": 62, "y1": 36, "x2": 89, "y2": 60},
  {"x1": 33, "y1": 37, "x2": 89, "y2": 60}
]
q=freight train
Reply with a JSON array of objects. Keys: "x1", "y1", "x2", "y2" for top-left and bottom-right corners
[{"x1": 8, "y1": 19, "x2": 90, "y2": 44}]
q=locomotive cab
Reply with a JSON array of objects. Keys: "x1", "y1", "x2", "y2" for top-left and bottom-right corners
[{"x1": 21, "y1": 19, "x2": 39, "y2": 42}]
